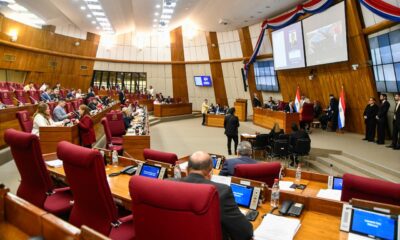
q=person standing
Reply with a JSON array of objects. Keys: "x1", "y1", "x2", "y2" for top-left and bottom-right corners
[
  {"x1": 387, "y1": 93, "x2": 400, "y2": 150},
  {"x1": 75, "y1": 105, "x2": 96, "y2": 148},
  {"x1": 363, "y1": 97, "x2": 379, "y2": 142},
  {"x1": 201, "y1": 99, "x2": 209, "y2": 126},
  {"x1": 376, "y1": 94, "x2": 390, "y2": 145},
  {"x1": 224, "y1": 108, "x2": 240, "y2": 155},
  {"x1": 252, "y1": 93, "x2": 261, "y2": 108},
  {"x1": 119, "y1": 87, "x2": 126, "y2": 104}
]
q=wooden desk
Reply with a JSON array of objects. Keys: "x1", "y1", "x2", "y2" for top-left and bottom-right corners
[
  {"x1": 205, "y1": 114, "x2": 225, "y2": 128},
  {"x1": 253, "y1": 108, "x2": 299, "y2": 133},
  {"x1": 123, "y1": 135, "x2": 150, "y2": 160},
  {"x1": 138, "y1": 99, "x2": 154, "y2": 111},
  {"x1": 234, "y1": 99, "x2": 247, "y2": 122},
  {"x1": 153, "y1": 103, "x2": 192, "y2": 117}
]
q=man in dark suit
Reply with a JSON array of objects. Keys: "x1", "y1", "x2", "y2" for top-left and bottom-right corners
[
  {"x1": 219, "y1": 141, "x2": 257, "y2": 176},
  {"x1": 284, "y1": 101, "x2": 295, "y2": 113},
  {"x1": 224, "y1": 108, "x2": 240, "y2": 155},
  {"x1": 289, "y1": 123, "x2": 310, "y2": 166},
  {"x1": 252, "y1": 93, "x2": 261, "y2": 108},
  {"x1": 88, "y1": 98, "x2": 99, "y2": 110},
  {"x1": 363, "y1": 97, "x2": 379, "y2": 142},
  {"x1": 376, "y1": 94, "x2": 390, "y2": 144},
  {"x1": 319, "y1": 94, "x2": 339, "y2": 131},
  {"x1": 179, "y1": 151, "x2": 253, "y2": 240},
  {"x1": 119, "y1": 88, "x2": 126, "y2": 104},
  {"x1": 41, "y1": 88, "x2": 53, "y2": 102},
  {"x1": 387, "y1": 93, "x2": 400, "y2": 150}
]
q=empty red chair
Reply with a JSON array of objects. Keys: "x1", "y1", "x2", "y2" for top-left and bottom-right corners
[
  {"x1": 16, "y1": 111, "x2": 33, "y2": 133},
  {"x1": 4, "y1": 129, "x2": 72, "y2": 216},
  {"x1": 57, "y1": 141, "x2": 134, "y2": 239},
  {"x1": 129, "y1": 175, "x2": 221, "y2": 240},
  {"x1": 106, "y1": 112, "x2": 126, "y2": 137},
  {"x1": 14, "y1": 90, "x2": 27, "y2": 104},
  {"x1": 0, "y1": 90, "x2": 14, "y2": 106},
  {"x1": 143, "y1": 148, "x2": 178, "y2": 165},
  {"x1": 341, "y1": 173, "x2": 400, "y2": 205},
  {"x1": 28, "y1": 90, "x2": 40, "y2": 104},
  {"x1": 234, "y1": 162, "x2": 281, "y2": 187},
  {"x1": 300, "y1": 103, "x2": 314, "y2": 127},
  {"x1": 59, "y1": 89, "x2": 66, "y2": 99},
  {"x1": 101, "y1": 117, "x2": 123, "y2": 146},
  {"x1": 71, "y1": 100, "x2": 79, "y2": 111}
]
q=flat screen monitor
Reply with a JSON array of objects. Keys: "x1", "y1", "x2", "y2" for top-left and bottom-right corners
[
  {"x1": 333, "y1": 177, "x2": 343, "y2": 190},
  {"x1": 231, "y1": 183, "x2": 254, "y2": 208},
  {"x1": 350, "y1": 208, "x2": 397, "y2": 240},
  {"x1": 303, "y1": 1, "x2": 348, "y2": 67},
  {"x1": 272, "y1": 21, "x2": 306, "y2": 70},
  {"x1": 139, "y1": 164, "x2": 161, "y2": 179},
  {"x1": 194, "y1": 76, "x2": 212, "y2": 87}
]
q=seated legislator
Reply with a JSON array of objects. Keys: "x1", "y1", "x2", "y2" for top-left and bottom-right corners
[
  {"x1": 289, "y1": 123, "x2": 310, "y2": 166},
  {"x1": 219, "y1": 141, "x2": 257, "y2": 176},
  {"x1": 252, "y1": 93, "x2": 261, "y2": 108},
  {"x1": 75, "y1": 105, "x2": 96, "y2": 148},
  {"x1": 268, "y1": 123, "x2": 284, "y2": 142},
  {"x1": 51, "y1": 88, "x2": 61, "y2": 101},
  {"x1": 319, "y1": 94, "x2": 339, "y2": 131},
  {"x1": 88, "y1": 98, "x2": 99, "y2": 110},
  {"x1": 75, "y1": 89, "x2": 83, "y2": 99},
  {"x1": 53, "y1": 100, "x2": 73, "y2": 122},
  {"x1": 178, "y1": 151, "x2": 253, "y2": 240},
  {"x1": 39, "y1": 82, "x2": 48, "y2": 91},
  {"x1": 122, "y1": 107, "x2": 133, "y2": 130},
  {"x1": 41, "y1": 88, "x2": 53, "y2": 102},
  {"x1": 284, "y1": 101, "x2": 295, "y2": 113},
  {"x1": 31, "y1": 103, "x2": 66, "y2": 136},
  {"x1": 66, "y1": 89, "x2": 76, "y2": 99},
  {"x1": 23, "y1": 82, "x2": 35, "y2": 92}
]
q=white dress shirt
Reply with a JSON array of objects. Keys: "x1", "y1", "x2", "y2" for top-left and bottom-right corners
[{"x1": 31, "y1": 114, "x2": 63, "y2": 136}]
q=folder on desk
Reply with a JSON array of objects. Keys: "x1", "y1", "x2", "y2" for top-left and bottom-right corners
[
  {"x1": 45, "y1": 159, "x2": 63, "y2": 168},
  {"x1": 317, "y1": 189, "x2": 342, "y2": 201},
  {"x1": 254, "y1": 214, "x2": 301, "y2": 240}
]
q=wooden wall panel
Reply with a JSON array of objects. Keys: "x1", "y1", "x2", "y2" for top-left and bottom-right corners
[
  {"x1": 0, "y1": 15, "x2": 98, "y2": 90},
  {"x1": 276, "y1": 0, "x2": 378, "y2": 134},
  {"x1": 238, "y1": 27, "x2": 263, "y2": 106},
  {"x1": 170, "y1": 27, "x2": 189, "y2": 102},
  {"x1": 205, "y1": 32, "x2": 228, "y2": 106}
]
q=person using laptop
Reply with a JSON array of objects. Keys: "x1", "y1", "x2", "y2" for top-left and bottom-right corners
[
  {"x1": 219, "y1": 141, "x2": 257, "y2": 176},
  {"x1": 178, "y1": 151, "x2": 253, "y2": 240}
]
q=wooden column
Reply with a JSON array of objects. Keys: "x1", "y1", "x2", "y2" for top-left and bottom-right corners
[
  {"x1": 170, "y1": 27, "x2": 189, "y2": 102},
  {"x1": 238, "y1": 27, "x2": 263, "y2": 106},
  {"x1": 205, "y1": 32, "x2": 228, "y2": 106}
]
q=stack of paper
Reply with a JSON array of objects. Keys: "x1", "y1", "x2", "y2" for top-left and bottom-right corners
[
  {"x1": 211, "y1": 175, "x2": 231, "y2": 186},
  {"x1": 317, "y1": 189, "x2": 342, "y2": 201},
  {"x1": 279, "y1": 181, "x2": 295, "y2": 192},
  {"x1": 45, "y1": 159, "x2": 63, "y2": 168},
  {"x1": 254, "y1": 214, "x2": 301, "y2": 240},
  {"x1": 179, "y1": 161, "x2": 188, "y2": 171}
]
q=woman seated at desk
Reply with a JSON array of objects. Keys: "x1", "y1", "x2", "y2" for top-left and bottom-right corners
[{"x1": 32, "y1": 103, "x2": 66, "y2": 136}]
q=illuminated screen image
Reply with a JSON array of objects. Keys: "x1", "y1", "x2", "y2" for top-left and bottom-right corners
[
  {"x1": 139, "y1": 164, "x2": 161, "y2": 179},
  {"x1": 350, "y1": 208, "x2": 396, "y2": 240},
  {"x1": 231, "y1": 183, "x2": 254, "y2": 208},
  {"x1": 333, "y1": 177, "x2": 343, "y2": 190}
]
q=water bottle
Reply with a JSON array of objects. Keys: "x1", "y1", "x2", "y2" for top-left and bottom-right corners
[
  {"x1": 271, "y1": 179, "x2": 280, "y2": 208},
  {"x1": 174, "y1": 164, "x2": 181, "y2": 179},
  {"x1": 295, "y1": 163, "x2": 302, "y2": 184},
  {"x1": 112, "y1": 150, "x2": 118, "y2": 167}
]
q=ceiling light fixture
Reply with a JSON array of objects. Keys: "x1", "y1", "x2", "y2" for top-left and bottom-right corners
[
  {"x1": 156, "y1": 4, "x2": 161, "y2": 8},
  {"x1": 80, "y1": 6, "x2": 86, "y2": 10},
  {"x1": 86, "y1": 14, "x2": 92, "y2": 18},
  {"x1": 91, "y1": 20, "x2": 96, "y2": 24},
  {"x1": 160, "y1": 15, "x2": 171, "y2": 19},
  {"x1": 153, "y1": 19, "x2": 158, "y2": 22},
  {"x1": 92, "y1": 11, "x2": 105, "y2": 16},
  {"x1": 154, "y1": 12, "x2": 159, "y2": 16},
  {"x1": 87, "y1": 4, "x2": 102, "y2": 10}
]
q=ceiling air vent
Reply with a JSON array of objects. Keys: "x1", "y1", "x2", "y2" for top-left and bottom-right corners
[
  {"x1": 48, "y1": 61, "x2": 57, "y2": 68},
  {"x1": 3, "y1": 54, "x2": 16, "y2": 62},
  {"x1": 80, "y1": 65, "x2": 88, "y2": 70}
]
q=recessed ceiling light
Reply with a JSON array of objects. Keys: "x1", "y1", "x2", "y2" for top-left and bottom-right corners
[
  {"x1": 91, "y1": 20, "x2": 96, "y2": 24},
  {"x1": 153, "y1": 19, "x2": 158, "y2": 22},
  {"x1": 96, "y1": 26, "x2": 100, "y2": 30},
  {"x1": 163, "y1": 9, "x2": 173, "y2": 14},
  {"x1": 92, "y1": 11, "x2": 105, "y2": 16},
  {"x1": 153, "y1": 24, "x2": 157, "y2": 27},
  {"x1": 154, "y1": 12, "x2": 159, "y2": 16},
  {"x1": 84, "y1": 0, "x2": 98, "y2": 2},
  {"x1": 160, "y1": 15, "x2": 171, "y2": 19},
  {"x1": 155, "y1": 4, "x2": 161, "y2": 8},
  {"x1": 96, "y1": 17, "x2": 108, "y2": 22},
  {"x1": 87, "y1": 14, "x2": 92, "y2": 18},
  {"x1": 80, "y1": 6, "x2": 86, "y2": 10},
  {"x1": 87, "y1": 4, "x2": 102, "y2": 10}
]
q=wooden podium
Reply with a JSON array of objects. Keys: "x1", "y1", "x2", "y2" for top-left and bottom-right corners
[
  {"x1": 234, "y1": 99, "x2": 247, "y2": 122},
  {"x1": 253, "y1": 108, "x2": 300, "y2": 133}
]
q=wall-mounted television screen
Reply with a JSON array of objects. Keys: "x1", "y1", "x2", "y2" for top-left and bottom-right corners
[{"x1": 194, "y1": 76, "x2": 212, "y2": 87}]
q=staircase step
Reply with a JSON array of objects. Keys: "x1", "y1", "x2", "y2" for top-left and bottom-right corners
[
  {"x1": 315, "y1": 156, "x2": 369, "y2": 178},
  {"x1": 307, "y1": 159, "x2": 341, "y2": 176}
]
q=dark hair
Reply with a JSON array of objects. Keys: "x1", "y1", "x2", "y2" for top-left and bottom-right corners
[
  {"x1": 329, "y1": 94, "x2": 334, "y2": 97},
  {"x1": 381, "y1": 94, "x2": 387, "y2": 99},
  {"x1": 291, "y1": 123, "x2": 299, "y2": 131},
  {"x1": 369, "y1": 97, "x2": 376, "y2": 101},
  {"x1": 230, "y1": 107, "x2": 236, "y2": 115},
  {"x1": 79, "y1": 104, "x2": 91, "y2": 117},
  {"x1": 188, "y1": 156, "x2": 212, "y2": 171}
]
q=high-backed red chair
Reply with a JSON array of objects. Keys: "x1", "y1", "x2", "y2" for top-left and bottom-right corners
[
  {"x1": 16, "y1": 111, "x2": 33, "y2": 133},
  {"x1": 47, "y1": 102, "x2": 57, "y2": 118},
  {"x1": 143, "y1": 148, "x2": 178, "y2": 165},
  {"x1": 71, "y1": 100, "x2": 79, "y2": 111},
  {"x1": 0, "y1": 82, "x2": 7, "y2": 90},
  {"x1": 300, "y1": 103, "x2": 314, "y2": 127},
  {"x1": 77, "y1": 98, "x2": 84, "y2": 106},
  {"x1": 341, "y1": 173, "x2": 400, "y2": 205},
  {"x1": 28, "y1": 90, "x2": 40, "y2": 104},
  {"x1": 129, "y1": 175, "x2": 221, "y2": 240},
  {"x1": 234, "y1": 162, "x2": 281, "y2": 187},
  {"x1": 14, "y1": 90, "x2": 27, "y2": 104},
  {"x1": 106, "y1": 112, "x2": 126, "y2": 137},
  {"x1": 4, "y1": 129, "x2": 72, "y2": 216},
  {"x1": 57, "y1": 141, "x2": 134, "y2": 239},
  {"x1": 65, "y1": 102, "x2": 74, "y2": 114},
  {"x1": 100, "y1": 117, "x2": 123, "y2": 146},
  {"x1": 0, "y1": 90, "x2": 14, "y2": 105}
]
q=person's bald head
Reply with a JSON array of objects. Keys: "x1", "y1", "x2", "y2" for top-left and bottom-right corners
[{"x1": 188, "y1": 151, "x2": 212, "y2": 178}]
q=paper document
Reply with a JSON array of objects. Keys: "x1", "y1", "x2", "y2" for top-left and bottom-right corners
[
  {"x1": 254, "y1": 214, "x2": 301, "y2": 240},
  {"x1": 347, "y1": 233, "x2": 371, "y2": 240},
  {"x1": 279, "y1": 181, "x2": 295, "y2": 192},
  {"x1": 46, "y1": 159, "x2": 63, "y2": 168},
  {"x1": 317, "y1": 189, "x2": 342, "y2": 201},
  {"x1": 239, "y1": 208, "x2": 249, "y2": 215},
  {"x1": 211, "y1": 175, "x2": 231, "y2": 186},
  {"x1": 179, "y1": 161, "x2": 188, "y2": 171}
]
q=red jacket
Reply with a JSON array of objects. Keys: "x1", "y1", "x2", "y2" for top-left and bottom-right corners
[{"x1": 78, "y1": 115, "x2": 96, "y2": 146}]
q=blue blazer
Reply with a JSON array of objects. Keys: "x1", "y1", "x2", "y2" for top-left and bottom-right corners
[
  {"x1": 41, "y1": 92, "x2": 52, "y2": 101},
  {"x1": 219, "y1": 156, "x2": 258, "y2": 176}
]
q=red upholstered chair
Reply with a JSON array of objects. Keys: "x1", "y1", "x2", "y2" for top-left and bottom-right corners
[
  {"x1": 65, "y1": 102, "x2": 74, "y2": 114},
  {"x1": 0, "y1": 90, "x2": 14, "y2": 106},
  {"x1": 129, "y1": 175, "x2": 222, "y2": 240},
  {"x1": 77, "y1": 98, "x2": 84, "y2": 106},
  {"x1": 106, "y1": 112, "x2": 126, "y2": 137},
  {"x1": 0, "y1": 82, "x2": 7, "y2": 90},
  {"x1": 143, "y1": 148, "x2": 178, "y2": 165},
  {"x1": 28, "y1": 90, "x2": 40, "y2": 104},
  {"x1": 14, "y1": 90, "x2": 27, "y2": 104},
  {"x1": 47, "y1": 102, "x2": 57, "y2": 118},
  {"x1": 16, "y1": 111, "x2": 33, "y2": 133},
  {"x1": 100, "y1": 117, "x2": 123, "y2": 146},
  {"x1": 4, "y1": 129, "x2": 72, "y2": 216},
  {"x1": 234, "y1": 162, "x2": 281, "y2": 188},
  {"x1": 341, "y1": 173, "x2": 400, "y2": 205},
  {"x1": 57, "y1": 141, "x2": 134, "y2": 239},
  {"x1": 71, "y1": 100, "x2": 79, "y2": 111},
  {"x1": 59, "y1": 89, "x2": 66, "y2": 99},
  {"x1": 300, "y1": 103, "x2": 314, "y2": 127}
]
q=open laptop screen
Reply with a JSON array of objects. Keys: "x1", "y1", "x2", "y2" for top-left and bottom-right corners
[
  {"x1": 350, "y1": 208, "x2": 397, "y2": 240},
  {"x1": 139, "y1": 164, "x2": 161, "y2": 179},
  {"x1": 231, "y1": 183, "x2": 254, "y2": 208}
]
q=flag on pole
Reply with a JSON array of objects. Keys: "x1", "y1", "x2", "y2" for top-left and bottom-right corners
[
  {"x1": 294, "y1": 86, "x2": 301, "y2": 112},
  {"x1": 338, "y1": 86, "x2": 346, "y2": 129}
]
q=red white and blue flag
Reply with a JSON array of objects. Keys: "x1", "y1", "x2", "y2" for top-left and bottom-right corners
[
  {"x1": 338, "y1": 86, "x2": 346, "y2": 129},
  {"x1": 294, "y1": 86, "x2": 301, "y2": 113},
  {"x1": 359, "y1": 0, "x2": 400, "y2": 22}
]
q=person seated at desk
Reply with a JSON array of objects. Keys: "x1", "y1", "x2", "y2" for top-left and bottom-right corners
[
  {"x1": 313, "y1": 100, "x2": 322, "y2": 118},
  {"x1": 284, "y1": 101, "x2": 295, "y2": 113},
  {"x1": 23, "y1": 82, "x2": 35, "y2": 92},
  {"x1": 39, "y1": 82, "x2": 48, "y2": 92},
  {"x1": 66, "y1": 89, "x2": 76, "y2": 99},
  {"x1": 268, "y1": 123, "x2": 284, "y2": 143},
  {"x1": 41, "y1": 88, "x2": 53, "y2": 102},
  {"x1": 53, "y1": 100, "x2": 73, "y2": 122},
  {"x1": 177, "y1": 151, "x2": 253, "y2": 240},
  {"x1": 51, "y1": 88, "x2": 61, "y2": 101},
  {"x1": 208, "y1": 103, "x2": 216, "y2": 113},
  {"x1": 101, "y1": 96, "x2": 111, "y2": 106},
  {"x1": 54, "y1": 83, "x2": 61, "y2": 91},
  {"x1": 86, "y1": 87, "x2": 95, "y2": 99},
  {"x1": 88, "y1": 98, "x2": 100, "y2": 111},
  {"x1": 74, "y1": 104, "x2": 96, "y2": 148},
  {"x1": 122, "y1": 107, "x2": 133, "y2": 130},
  {"x1": 319, "y1": 94, "x2": 339, "y2": 131},
  {"x1": 219, "y1": 141, "x2": 257, "y2": 176},
  {"x1": 215, "y1": 104, "x2": 225, "y2": 114},
  {"x1": 274, "y1": 100, "x2": 285, "y2": 111},
  {"x1": 31, "y1": 103, "x2": 66, "y2": 136},
  {"x1": 289, "y1": 123, "x2": 310, "y2": 166},
  {"x1": 264, "y1": 96, "x2": 276, "y2": 109},
  {"x1": 165, "y1": 96, "x2": 172, "y2": 104},
  {"x1": 75, "y1": 89, "x2": 83, "y2": 99},
  {"x1": 253, "y1": 93, "x2": 261, "y2": 108}
]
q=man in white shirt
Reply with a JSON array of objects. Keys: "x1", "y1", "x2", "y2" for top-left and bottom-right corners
[
  {"x1": 23, "y1": 82, "x2": 35, "y2": 92},
  {"x1": 39, "y1": 83, "x2": 48, "y2": 92},
  {"x1": 148, "y1": 86, "x2": 155, "y2": 98},
  {"x1": 201, "y1": 99, "x2": 209, "y2": 126}
]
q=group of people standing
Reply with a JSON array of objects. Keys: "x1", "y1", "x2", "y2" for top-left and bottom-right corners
[{"x1": 363, "y1": 93, "x2": 400, "y2": 149}]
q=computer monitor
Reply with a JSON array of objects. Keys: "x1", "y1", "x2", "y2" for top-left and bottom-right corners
[
  {"x1": 350, "y1": 208, "x2": 398, "y2": 240},
  {"x1": 137, "y1": 163, "x2": 164, "y2": 179},
  {"x1": 333, "y1": 177, "x2": 343, "y2": 190},
  {"x1": 230, "y1": 183, "x2": 261, "y2": 210}
]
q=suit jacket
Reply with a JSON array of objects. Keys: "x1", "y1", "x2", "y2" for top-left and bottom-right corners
[
  {"x1": 53, "y1": 105, "x2": 68, "y2": 122},
  {"x1": 78, "y1": 115, "x2": 96, "y2": 146},
  {"x1": 363, "y1": 104, "x2": 378, "y2": 123},
  {"x1": 377, "y1": 101, "x2": 390, "y2": 121},
  {"x1": 119, "y1": 91, "x2": 126, "y2": 104},
  {"x1": 224, "y1": 114, "x2": 239, "y2": 136},
  {"x1": 289, "y1": 130, "x2": 310, "y2": 147},
  {"x1": 219, "y1": 156, "x2": 258, "y2": 176},
  {"x1": 252, "y1": 97, "x2": 261, "y2": 107},
  {"x1": 284, "y1": 104, "x2": 294, "y2": 113},
  {"x1": 41, "y1": 92, "x2": 52, "y2": 102},
  {"x1": 394, "y1": 102, "x2": 400, "y2": 127},
  {"x1": 88, "y1": 102, "x2": 97, "y2": 110},
  {"x1": 179, "y1": 173, "x2": 253, "y2": 240},
  {"x1": 328, "y1": 98, "x2": 339, "y2": 118}
]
